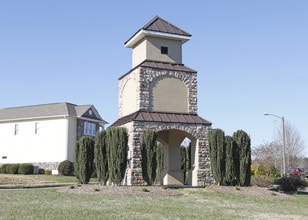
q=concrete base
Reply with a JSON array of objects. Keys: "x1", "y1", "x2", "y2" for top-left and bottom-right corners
[{"x1": 163, "y1": 171, "x2": 184, "y2": 185}]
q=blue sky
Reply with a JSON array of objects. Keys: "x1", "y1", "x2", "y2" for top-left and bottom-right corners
[{"x1": 1, "y1": 1, "x2": 307, "y2": 155}]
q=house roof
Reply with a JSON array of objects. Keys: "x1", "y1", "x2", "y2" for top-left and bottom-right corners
[
  {"x1": 0, "y1": 102, "x2": 107, "y2": 124},
  {"x1": 110, "y1": 110, "x2": 211, "y2": 127},
  {"x1": 125, "y1": 16, "x2": 191, "y2": 48},
  {"x1": 119, "y1": 60, "x2": 196, "y2": 80}
]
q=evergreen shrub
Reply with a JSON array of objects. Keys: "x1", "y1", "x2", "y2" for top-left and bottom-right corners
[
  {"x1": 8, "y1": 164, "x2": 20, "y2": 174},
  {"x1": 1, "y1": 164, "x2": 10, "y2": 174},
  {"x1": 58, "y1": 160, "x2": 74, "y2": 176},
  {"x1": 18, "y1": 163, "x2": 34, "y2": 175},
  {"x1": 274, "y1": 176, "x2": 307, "y2": 192}
]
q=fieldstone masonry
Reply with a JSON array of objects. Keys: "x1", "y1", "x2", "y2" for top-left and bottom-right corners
[{"x1": 124, "y1": 120, "x2": 211, "y2": 186}]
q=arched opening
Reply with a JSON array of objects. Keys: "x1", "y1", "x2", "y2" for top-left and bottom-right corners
[{"x1": 156, "y1": 129, "x2": 196, "y2": 186}]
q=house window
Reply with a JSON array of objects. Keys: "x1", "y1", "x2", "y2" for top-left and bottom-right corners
[
  {"x1": 35, "y1": 122, "x2": 39, "y2": 134},
  {"x1": 14, "y1": 124, "x2": 19, "y2": 135},
  {"x1": 161, "y1": 46, "x2": 168, "y2": 54},
  {"x1": 84, "y1": 122, "x2": 96, "y2": 136}
]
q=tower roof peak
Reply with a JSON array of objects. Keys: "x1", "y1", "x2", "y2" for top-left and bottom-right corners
[{"x1": 125, "y1": 16, "x2": 191, "y2": 48}]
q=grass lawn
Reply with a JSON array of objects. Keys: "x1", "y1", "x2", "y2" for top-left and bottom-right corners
[{"x1": 1, "y1": 186, "x2": 307, "y2": 219}]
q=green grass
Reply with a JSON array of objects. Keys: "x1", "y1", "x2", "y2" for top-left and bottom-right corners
[
  {"x1": 28, "y1": 174, "x2": 81, "y2": 183},
  {"x1": 0, "y1": 174, "x2": 98, "y2": 185},
  {"x1": 0, "y1": 188, "x2": 307, "y2": 219}
]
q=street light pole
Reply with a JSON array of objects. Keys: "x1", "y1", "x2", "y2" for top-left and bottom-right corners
[{"x1": 264, "y1": 113, "x2": 286, "y2": 176}]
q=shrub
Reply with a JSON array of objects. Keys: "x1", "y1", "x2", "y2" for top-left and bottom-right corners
[
  {"x1": 274, "y1": 176, "x2": 307, "y2": 192},
  {"x1": 208, "y1": 129, "x2": 225, "y2": 186},
  {"x1": 95, "y1": 130, "x2": 108, "y2": 185},
  {"x1": 58, "y1": 160, "x2": 74, "y2": 176},
  {"x1": 233, "y1": 130, "x2": 251, "y2": 187},
  {"x1": 269, "y1": 166, "x2": 281, "y2": 178},
  {"x1": 18, "y1": 163, "x2": 34, "y2": 175},
  {"x1": 106, "y1": 127, "x2": 128, "y2": 185},
  {"x1": 75, "y1": 136, "x2": 95, "y2": 184},
  {"x1": 8, "y1": 164, "x2": 20, "y2": 174},
  {"x1": 251, "y1": 175, "x2": 273, "y2": 187},
  {"x1": 1, "y1": 164, "x2": 10, "y2": 174},
  {"x1": 255, "y1": 164, "x2": 267, "y2": 176},
  {"x1": 141, "y1": 129, "x2": 157, "y2": 186},
  {"x1": 45, "y1": 169, "x2": 52, "y2": 175}
]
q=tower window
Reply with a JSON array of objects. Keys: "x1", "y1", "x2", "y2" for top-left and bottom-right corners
[{"x1": 161, "y1": 46, "x2": 168, "y2": 54}]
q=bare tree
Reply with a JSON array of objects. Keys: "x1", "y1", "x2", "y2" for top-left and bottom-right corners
[
  {"x1": 276, "y1": 122, "x2": 306, "y2": 169},
  {"x1": 252, "y1": 142, "x2": 281, "y2": 173},
  {"x1": 253, "y1": 121, "x2": 307, "y2": 175}
]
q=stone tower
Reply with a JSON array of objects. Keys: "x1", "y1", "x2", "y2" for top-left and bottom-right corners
[{"x1": 111, "y1": 16, "x2": 212, "y2": 186}]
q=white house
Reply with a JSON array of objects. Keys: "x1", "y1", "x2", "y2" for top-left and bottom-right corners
[{"x1": 0, "y1": 102, "x2": 107, "y2": 172}]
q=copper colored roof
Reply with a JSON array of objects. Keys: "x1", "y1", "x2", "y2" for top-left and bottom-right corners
[
  {"x1": 119, "y1": 60, "x2": 196, "y2": 80},
  {"x1": 110, "y1": 111, "x2": 211, "y2": 127}
]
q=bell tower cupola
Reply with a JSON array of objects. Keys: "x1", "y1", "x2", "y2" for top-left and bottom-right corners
[{"x1": 124, "y1": 16, "x2": 191, "y2": 68}]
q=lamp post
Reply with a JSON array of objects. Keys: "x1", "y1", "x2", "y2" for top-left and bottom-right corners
[{"x1": 264, "y1": 113, "x2": 286, "y2": 176}]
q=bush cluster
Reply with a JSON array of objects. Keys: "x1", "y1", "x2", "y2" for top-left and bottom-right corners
[
  {"x1": 0, "y1": 163, "x2": 34, "y2": 175},
  {"x1": 251, "y1": 175, "x2": 273, "y2": 187},
  {"x1": 18, "y1": 163, "x2": 34, "y2": 174},
  {"x1": 274, "y1": 176, "x2": 307, "y2": 192},
  {"x1": 58, "y1": 160, "x2": 74, "y2": 176}
]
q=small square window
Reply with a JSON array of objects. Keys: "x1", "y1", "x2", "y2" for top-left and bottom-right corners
[{"x1": 161, "y1": 46, "x2": 168, "y2": 54}]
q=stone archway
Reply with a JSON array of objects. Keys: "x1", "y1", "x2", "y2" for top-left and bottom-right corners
[
  {"x1": 157, "y1": 129, "x2": 196, "y2": 185},
  {"x1": 111, "y1": 114, "x2": 211, "y2": 186}
]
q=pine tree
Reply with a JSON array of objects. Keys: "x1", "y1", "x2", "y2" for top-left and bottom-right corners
[
  {"x1": 209, "y1": 129, "x2": 226, "y2": 186},
  {"x1": 95, "y1": 130, "x2": 108, "y2": 185},
  {"x1": 75, "y1": 136, "x2": 94, "y2": 184},
  {"x1": 233, "y1": 130, "x2": 251, "y2": 186},
  {"x1": 225, "y1": 136, "x2": 237, "y2": 186},
  {"x1": 141, "y1": 129, "x2": 157, "y2": 186}
]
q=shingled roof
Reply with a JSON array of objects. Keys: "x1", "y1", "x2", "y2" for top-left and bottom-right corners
[
  {"x1": 110, "y1": 110, "x2": 211, "y2": 127},
  {"x1": 125, "y1": 16, "x2": 191, "y2": 48},
  {"x1": 0, "y1": 102, "x2": 106, "y2": 124}
]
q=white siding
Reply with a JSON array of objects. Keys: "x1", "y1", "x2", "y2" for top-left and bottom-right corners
[
  {"x1": 66, "y1": 117, "x2": 77, "y2": 162},
  {"x1": 0, "y1": 117, "x2": 70, "y2": 164}
]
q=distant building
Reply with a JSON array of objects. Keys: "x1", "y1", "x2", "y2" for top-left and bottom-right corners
[{"x1": 0, "y1": 102, "x2": 107, "y2": 172}]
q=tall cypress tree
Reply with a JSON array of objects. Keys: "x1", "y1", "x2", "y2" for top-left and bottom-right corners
[
  {"x1": 225, "y1": 136, "x2": 237, "y2": 186},
  {"x1": 75, "y1": 136, "x2": 94, "y2": 184},
  {"x1": 141, "y1": 129, "x2": 157, "y2": 186},
  {"x1": 106, "y1": 127, "x2": 128, "y2": 185},
  {"x1": 95, "y1": 130, "x2": 108, "y2": 185},
  {"x1": 155, "y1": 143, "x2": 164, "y2": 184},
  {"x1": 233, "y1": 130, "x2": 251, "y2": 186},
  {"x1": 74, "y1": 141, "x2": 80, "y2": 182},
  {"x1": 209, "y1": 129, "x2": 225, "y2": 186}
]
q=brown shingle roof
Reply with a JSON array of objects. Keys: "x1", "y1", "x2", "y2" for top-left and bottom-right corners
[{"x1": 110, "y1": 110, "x2": 211, "y2": 127}]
